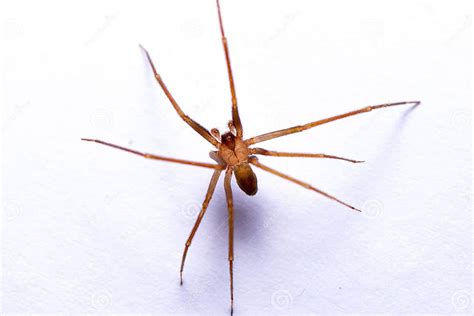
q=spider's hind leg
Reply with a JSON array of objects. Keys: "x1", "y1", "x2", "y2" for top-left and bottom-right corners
[
  {"x1": 224, "y1": 168, "x2": 235, "y2": 315},
  {"x1": 179, "y1": 168, "x2": 222, "y2": 284}
]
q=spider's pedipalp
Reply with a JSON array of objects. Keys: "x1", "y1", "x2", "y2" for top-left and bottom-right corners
[
  {"x1": 228, "y1": 120, "x2": 236, "y2": 135},
  {"x1": 211, "y1": 128, "x2": 221, "y2": 140}
]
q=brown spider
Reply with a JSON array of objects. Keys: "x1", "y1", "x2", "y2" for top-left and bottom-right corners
[{"x1": 82, "y1": 0, "x2": 420, "y2": 314}]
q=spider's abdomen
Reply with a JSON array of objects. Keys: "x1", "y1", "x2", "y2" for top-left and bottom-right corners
[{"x1": 234, "y1": 162, "x2": 258, "y2": 196}]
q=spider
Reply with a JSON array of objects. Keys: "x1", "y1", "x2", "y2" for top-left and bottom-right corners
[{"x1": 82, "y1": 0, "x2": 420, "y2": 314}]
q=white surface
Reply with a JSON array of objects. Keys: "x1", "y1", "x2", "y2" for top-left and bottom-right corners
[{"x1": 2, "y1": 0, "x2": 472, "y2": 314}]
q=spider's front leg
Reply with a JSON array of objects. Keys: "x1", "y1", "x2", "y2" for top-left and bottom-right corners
[
  {"x1": 216, "y1": 0, "x2": 243, "y2": 138},
  {"x1": 246, "y1": 101, "x2": 420, "y2": 145},
  {"x1": 140, "y1": 45, "x2": 219, "y2": 147}
]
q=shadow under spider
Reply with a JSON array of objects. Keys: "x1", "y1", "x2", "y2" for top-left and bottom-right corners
[{"x1": 213, "y1": 187, "x2": 269, "y2": 245}]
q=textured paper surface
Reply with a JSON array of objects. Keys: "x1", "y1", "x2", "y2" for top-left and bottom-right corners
[{"x1": 2, "y1": 0, "x2": 472, "y2": 314}]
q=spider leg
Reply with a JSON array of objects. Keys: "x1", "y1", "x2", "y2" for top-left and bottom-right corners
[
  {"x1": 216, "y1": 0, "x2": 243, "y2": 137},
  {"x1": 249, "y1": 156, "x2": 361, "y2": 212},
  {"x1": 250, "y1": 147, "x2": 364, "y2": 163},
  {"x1": 210, "y1": 151, "x2": 227, "y2": 165},
  {"x1": 139, "y1": 45, "x2": 219, "y2": 147},
  {"x1": 180, "y1": 168, "x2": 222, "y2": 284},
  {"x1": 81, "y1": 139, "x2": 223, "y2": 169},
  {"x1": 245, "y1": 101, "x2": 420, "y2": 145},
  {"x1": 223, "y1": 168, "x2": 235, "y2": 315}
]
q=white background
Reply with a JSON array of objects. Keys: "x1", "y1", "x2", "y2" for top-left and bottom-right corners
[{"x1": 2, "y1": 0, "x2": 472, "y2": 314}]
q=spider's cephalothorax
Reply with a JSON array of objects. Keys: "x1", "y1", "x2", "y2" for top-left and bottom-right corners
[{"x1": 217, "y1": 131, "x2": 258, "y2": 196}]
